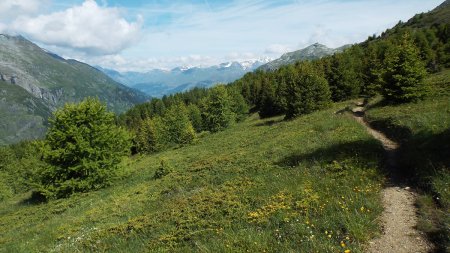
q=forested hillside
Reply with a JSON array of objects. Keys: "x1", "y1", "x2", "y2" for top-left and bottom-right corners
[{"x1": 0, "y1": 1, "x2": 448, "y2": 252}]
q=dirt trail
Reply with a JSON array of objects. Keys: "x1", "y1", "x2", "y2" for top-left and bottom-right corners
[{"x1": 350, "y1": 102, "x2": 433, "y2": 253}]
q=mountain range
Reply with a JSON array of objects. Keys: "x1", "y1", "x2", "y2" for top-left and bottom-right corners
[
  {"x1": 0, "y1": 34, "x2": 148, "y2": 145},
  {"x1": 100, "y1": 43, "x2": 346, "y2": 97},
  {"x1": 257, "y1": 43, "x2": 350, "y2": 71},
  {"x1": 98, "y1": 59, "x2": 270, "y2": 98}
]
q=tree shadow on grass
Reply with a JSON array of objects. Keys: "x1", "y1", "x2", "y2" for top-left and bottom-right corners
[
  {"x1": 397, "y1": 128, "x2": 450, "y2": 253},
  {"x1": 276, "y1": 139, "x2": 387, "y2": 175},
  {"x1": 276, "y1": 125, "x2": 450, "y2": 252},
  {"x1": 18, "y1": 191, "x2": 47, "y2": 206},
  {"x1": 254, "y1": 118, "x2": 284, "y2": 127},
  {"x1": 368, "y1": 119, "x2": 413, "y2": 144},
  {"x1": 397, "y1": 128, "x2": 450, "y2": 190}
]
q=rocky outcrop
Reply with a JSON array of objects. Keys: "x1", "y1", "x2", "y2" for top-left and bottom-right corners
[{"x1": 0, "y1": 71, "x2": 63, "y2": 108}]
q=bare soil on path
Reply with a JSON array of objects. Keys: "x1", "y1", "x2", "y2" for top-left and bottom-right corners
[{"x1": 349, "y1": 102, "x2": 433, "y2": 253}]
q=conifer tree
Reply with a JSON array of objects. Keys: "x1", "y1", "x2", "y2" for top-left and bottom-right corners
[
  {"x1": 274, "y1": 71, "x2": 289, "y2": 114},
  {"x1": 201, "y1": 85, "x2": 235, "y2": 132},
  {"x1": 228, "y1": 87, "x2": 249, "y2": 122},
  {"x1": 187, "y1": 104, "x2": 203, "y2": 132},
  {"x1": 164, "y1": 103, "x2": 196, "y2": 145},
  {"x1": 326, "y1": 51, "x2": 362, "y2": 102},
  {"x1": 382, "y1": 33, "x2": 428, "y2": 103},
  {"x1": 135, "y1": 117, "x2": 161, "y2": 153},
  {"x1": 36, "y1": 98, "x2": 131, "y2": 199},
  {"x1": 285, "y1": 62, "x2": 331, "y2": 119},
  {"x1": 257, "y1": 75, "x2": 281, "y2": 118}
]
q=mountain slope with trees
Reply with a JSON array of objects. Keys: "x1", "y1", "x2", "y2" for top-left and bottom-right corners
[
  {"x1": 0, "y1": 34, "x2": 148, "y2": 145},
  {"x1": 0, "y1": 1, "x2": 448, "y2": 252},
  {"x1": 257, "y1": 43, "x2": 348, "y2": 71}
]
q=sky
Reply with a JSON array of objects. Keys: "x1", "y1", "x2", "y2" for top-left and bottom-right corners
[{"x1": 0, "y1": 0, "x2": 443, "y2": 72}]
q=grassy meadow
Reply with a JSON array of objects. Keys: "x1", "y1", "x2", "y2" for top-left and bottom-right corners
[
  {"x1": 1, "y1": 69, "x2": 448, "y2": 252},
  {"x1": 0, "y1": 102, "x2": 385, "y2": 252}
]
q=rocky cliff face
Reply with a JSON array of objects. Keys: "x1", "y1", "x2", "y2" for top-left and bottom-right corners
[{"x1": 0, "y1": 70, "x2": 64, "y2": 110}]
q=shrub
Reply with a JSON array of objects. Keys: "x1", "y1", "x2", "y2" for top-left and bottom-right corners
[
  {"x1": 34, "y1": 98, "x2": 131, "y2": 199},
  {"x1": 153, "y1": 159, "x2": 173, "y2": 179}
]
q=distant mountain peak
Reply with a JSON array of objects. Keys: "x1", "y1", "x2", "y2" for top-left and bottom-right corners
[
  {"x1": 172, "y1": 66, "x2": 194, "y2": 72},
  {"x1": 311, "y1": 42, "x2": 325, "y2": 47},
  {"x1": 100, "y1": 58, "x2": 272, "y2": 98},
  {"x1": 258, "y1": 43, "x2": 347, "y2": 71}
]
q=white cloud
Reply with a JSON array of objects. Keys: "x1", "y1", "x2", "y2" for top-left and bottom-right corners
[
  {"x1": 121, "y1": 0, "x2": 442, "y2": 71},
  {"x1": 0, "y1": 0, "x2": 442, "y2": 71},
  {"x1": 0, "y1": 0, "x2": 46, "y2": 20},
  {"x1": 264, "y1": 44, "x2": 292, "y2": 55},
  {"x1": 10, "y1": 0, "x2": 142, "y2": 55}
]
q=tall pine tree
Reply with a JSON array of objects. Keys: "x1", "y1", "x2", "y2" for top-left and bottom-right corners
[
  {"x1": 382, "y1": 33, "x2": 428, "y2": 103},
  {"x1": 285, "y1": 62, "x2": 331, "y2": 119}
]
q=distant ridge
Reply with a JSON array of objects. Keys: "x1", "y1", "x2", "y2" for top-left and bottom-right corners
[
  {"x1": 99, "y1": 59, "x2": 270, "y2": 98},
  {"x1": 258, "y1": 43, "x2": 349, "y2": 71}
]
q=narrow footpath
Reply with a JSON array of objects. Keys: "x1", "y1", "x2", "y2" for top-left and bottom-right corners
[{"x1": 350, "y1": 102, "x2": 433, "y2": 253}]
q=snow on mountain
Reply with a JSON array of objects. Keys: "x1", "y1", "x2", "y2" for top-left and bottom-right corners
[{"x1": 99, "y1": 58, "x2": 272, "y2": 98}]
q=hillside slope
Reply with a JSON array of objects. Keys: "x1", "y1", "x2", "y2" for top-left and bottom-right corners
[
  {"x1": 0, "y1": 34, "x2": 148, "y2": 145},
  {"x1": 403, "y1": 0, "x2": 449, "y2": 28},
  {"x1": 0, "y1": 101, "x2": 385, "y2": 252},
  {"x1": 0, "y1": 81, "x2": 51, "y2": 145}
]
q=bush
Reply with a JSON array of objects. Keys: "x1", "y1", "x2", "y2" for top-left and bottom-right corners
[
  {"x1": 34, "y1": 98, "x2": 131, "y2": 199},
  {"x1": 153, "y1": 159, "x2": 173, "y2": 179},
  {"x1": 0, "y1": 173, "x2": 13, "y2": 201}
]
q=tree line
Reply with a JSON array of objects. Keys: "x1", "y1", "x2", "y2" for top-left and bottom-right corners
[
  {"x1": 0, "y1": 18, "x2": 447, "y2": 200},
  {"x1": 231, "y1": 24, "x2": 448, "y2": 119}
]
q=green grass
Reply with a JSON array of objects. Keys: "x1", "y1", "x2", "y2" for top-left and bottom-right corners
[
  {"x1": 0, "y1": 102, "x2": 385, "y2": 252},
  {"x1": 365, "y1": 69, "x2": 450, "y2": 252}
]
